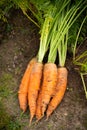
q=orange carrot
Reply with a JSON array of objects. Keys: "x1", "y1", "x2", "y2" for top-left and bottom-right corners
[
  {"x1": 28, "y1": 62, "x2": 43, "y2": 123},
  {"x1": 18, "y1": 58, "x2": 37, "y2": 112},
  {"x1": 35, "y1": 90, "x2": 43, "y2": 121},
  {"x1": 40, "y1": 63, "x2": 58, "y2": 116},
  {"x1": 46, "y1": 67, "x2": 68, "y2": 118}
]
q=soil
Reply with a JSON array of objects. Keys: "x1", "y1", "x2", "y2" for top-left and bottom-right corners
[{"x1": 0, "y1": 10, "x2": 87, "y2": 130}]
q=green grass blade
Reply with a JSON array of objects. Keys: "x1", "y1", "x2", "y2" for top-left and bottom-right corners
[{"x1": 80, "y1": 73, "x2": 87, "y2": 99}]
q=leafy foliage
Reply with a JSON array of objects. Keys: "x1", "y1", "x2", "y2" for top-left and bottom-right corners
[
  {"x1": 0, "y1": 0, "x2": 14, "y2": 22},
  {"x1": 47, "y1": 0, "x2": 87, "y2": 66},
  {"x1": 74, "y1": 51, "x2": 87, "y2": 73},
  {"x1": 68, "y1": 9, "x2": 87, "y2": 55},
  {"x1": 74, "y1": 50, "x2": 87, "y2": 99}
]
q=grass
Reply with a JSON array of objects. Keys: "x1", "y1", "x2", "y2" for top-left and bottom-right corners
[
  {"x1": 0, "y1": 72, "x2": 22, "y2": 130},
  {"x1": 7, "y1": 120, "x2": 21, "y2": 130},
  {"x1": 73, "y1": 50, "x2": 87, "y2": 99},
  {"x1": 47, "y1": 123, "x2": 53, "y2": 130},
  {"x1": 72, "y1": 14, "x2": 87, "y2": 99},
  {"x1": 0, "y1": 100, "x2": 21, "y2": 130},
  {"x1": 82, "y1": 113, "x2": 87, "y2": 130},
  {"x1": 0, "y1": 102, "x2": 10, "y2": 129},
  {"x1": 0, "y1": 73, "x2": 13, "y2": 98},
  {"x1": 80, "y1": 73, "x2": 87, "y2": 99},
  {"x1": 73, "y1": 16, "x2": 87, "y2": 60}
]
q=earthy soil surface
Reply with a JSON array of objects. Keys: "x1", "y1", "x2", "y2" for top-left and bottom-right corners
[{"x1": 0, "y1": 10, "x2": 87, "y2": 130}]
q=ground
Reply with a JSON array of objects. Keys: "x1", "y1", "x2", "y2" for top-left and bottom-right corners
[{"x1": 0, "y1": 10, "x2": 87, "y2": 130}]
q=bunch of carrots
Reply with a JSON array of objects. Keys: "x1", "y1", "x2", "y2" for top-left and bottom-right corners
[
  {"x1": 18, "y1": 57, "x2": 68, "y2": 123},
  {"x1": 18, "y1": 0, "x2": 86, "y2": 124}
]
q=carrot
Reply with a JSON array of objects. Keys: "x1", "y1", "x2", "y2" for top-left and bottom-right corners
[
  {"x1": 46, "y1": 67, "x2": 68, "y2": 118},
  {"x1": 18, "y1": 58, "x2": 37, "y2": 112},
  {"x1": 40, "y1": 63, "x2": 58, "y2": 116},
  {"x1": 35, "y1": 90, "x2": 43, "y2": 121},
  {"x1": 28, "y1": 62, "x2": 43, "y2": 123}
]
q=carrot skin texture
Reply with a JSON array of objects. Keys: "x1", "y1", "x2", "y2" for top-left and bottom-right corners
[
  {"x1": 28, "y1": 62, "x2": 43, "y2": 123},
  {"x1": 18, "y1": 58, "x2": 37, "y2": 112},
  {"x1": 35, "y1": 90, "x2": 43, "y2": 121},
  {"x1": 41, "y1": 63, "x2": 58, "y2": 116},
  {"x1": 46, "y1": 67, "x2": 68, "y2": 118}
]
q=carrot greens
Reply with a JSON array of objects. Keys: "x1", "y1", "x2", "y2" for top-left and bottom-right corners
[
  {"x1": 74, "y1": 51, "x2": 87, "y2": 99},
  {"x1": 48, "y1": 0, "x2": 87, "y2": 66}
]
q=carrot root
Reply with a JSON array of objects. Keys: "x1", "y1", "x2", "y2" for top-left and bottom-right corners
[
  {"x1": 36, "y1": 90, "x2": 43, "y2": 120},
  {"x1": 18, "y1": 58, "x2": 37, "y2": 112},
  {"x1": 41, "y1": 63, "x2": 58, "y2": 115},
  {"x1": 28, "y1": 62, "x2": 43, "y2": 123},
  {"x1": 46, "y1": 67, "x2": 68, "y2": 118}
]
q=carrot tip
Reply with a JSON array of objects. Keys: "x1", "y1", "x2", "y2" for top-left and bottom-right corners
[
  {"x1": 29, "y1": 115, "x2": 34, "y2": 124},
  {"x1": 29, "y1": 120, "x2": 36, "y2": 127},
  {"x1": 46, "y1": 117, "x2": 49, "y2": 121},
  {"x1": 46, "y1": 114, "x2": 50, "y2": 121},
  {"x1": 36, "y1": 115, "x2": 44, "y2": 123}
]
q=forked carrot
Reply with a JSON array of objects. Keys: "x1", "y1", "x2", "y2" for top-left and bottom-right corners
[
  {"x1": 40, "y1": 63, "x2": 58, "y2": 116},
  {"x1": 28, "y1": 62, "x2": 43, "y2": 123},
  {"x1": 46, "y1": 67, "x2": 68, "y2": 118},
  {"x1": 18, "y1": 58, "x2": 37, "y2": 112}
]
